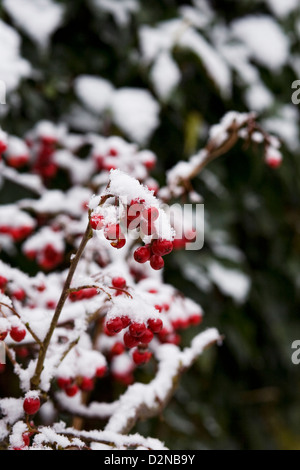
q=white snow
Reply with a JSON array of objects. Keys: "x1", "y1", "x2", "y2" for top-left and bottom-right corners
[
  {"x1": 208, "y1": 262, "x2": 251, "y2": 304},
  {"x1": 265, "y1": 0, "x2": 299, "y2": 18},
  {"x1": 91, "y1": 0, "x2": 139, "y2": 26},
  {"x1": 231, "y1": 16, "x2": 289, "y2": 71},
  {"x1": 75, "y1": 76, "x2": 114, "y2": 115},
  {"x1": 245, "y1": 82, "x2": 274, "y2": 112},
  {"x1": 3, "y1": 0, "x2": 65, "y2": 48},
  {"x1": 111, "y1": 88, "x2": 160, "y2": 144},
  {"x1": 0, "y1": 20, "x2": 30, "y2": 92},
  {"x1": 150, "y1": 51, "x2": 181, "y2": 101}
]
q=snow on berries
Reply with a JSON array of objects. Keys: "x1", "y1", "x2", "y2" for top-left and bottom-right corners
[
  {"x1": 89, "y1": 170, "x2": 175, "y2": 270},
  {"x1": 23, "y1": 392, "x2": 40, "y2": 415}
]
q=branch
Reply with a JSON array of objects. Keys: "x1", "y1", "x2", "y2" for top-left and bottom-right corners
[
  {"x1": 164, "y1": 112, "x2": 277, "y2": 198},
  {"x1": 30, "y1": 220, "x2": 93, "y2": 390},
  {"x1": 105, "y1": 328, "x2": 222, "y2": 434}
]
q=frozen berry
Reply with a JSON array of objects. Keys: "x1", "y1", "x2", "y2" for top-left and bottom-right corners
[
  {"x1": 23, "y1": 396, "x2": 40, "y2": 415},
  {"x1": 106, "y1": 317, "x2": 123, "y2": 334},
  {"x1": 12, "y1": 289, "x2": 26, "y2": 301},
  {"x1": 22, "y1": 433, "x2": 30, "y2": 447},
  {"x1": 111, "y1": 342, "x2": 125, "y2": 355},
  {"x1": 112, "y1": 277, "x2": 126, "y2": 289},
  {"x1": 147, "y1": 318, "x2": 163, "y2": 333},
  {"x1": 121, "y1": 316, "x2": 131, "y2": 328},
  {"x1": 139, "y1": 328, "x2": 154, "y2": 345},
  {"x1": 129, "y1": 322, "x2": 146, "y2": 338},
  {"x1": 151, "y1": 239, "x2": 173, "y2": 256},
  {"x1": 123, "y1": 331, "x2": 139, "y2": 349},
  {"x1": 80, "y1": 377, "x2": 94, "y2": 392},
  {"x1": 0, "y1": 276, "x2": 7, "y2": 289},
  {"x1": 132, "y1": 349, "x2": 152, "y2": 366},
  {"x1": 111, "y1": 238, "x2": 126, "y2": 249},
  {"x1": 57, "y1": 377, "x2": 72, "y2": 390},
  {"x1": 10, "y1": 327, "x2": 26, "y2": 343},
  {"x1": 0, "y1": 330, "x2": 8, "y2": 341},
  {"x1": 95, "y1": 366, "x2": 107, "y2": 378},
  {"x1": 150, "y1": 255, "x2": 164, "y2": 270},
  {"x1": 134, "y1": 245, "x2": 151, "y2": 263},
  {"x1": 65, "y1": 384, "x2": 79, "y2": 397}
]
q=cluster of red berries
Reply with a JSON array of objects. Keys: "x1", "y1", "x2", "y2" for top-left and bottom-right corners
[
  {"x1": 30, "y1": 135, "x2": 58, "y2": 180},
  {"x1": 0, "y1": 138, "x2": 7, "y2": 157},
  {"x1": 57, "y1": 366, "x2": 107, "y2": 397},
  {"x1": 134, "y1": 238, "x2": 173, "y2": 271},
  {"x1": 104, "y1": 309, "x2": 163, "y2": 366},
  {"x1": 0, "y1": 225, "x2": 33, "y2": 242},
  {"x1": 25, "y1": 243, "x2": 63, "y2": 270},
  {"x1": 91, "y1": 200, "x2": 174, "y2": 270}
]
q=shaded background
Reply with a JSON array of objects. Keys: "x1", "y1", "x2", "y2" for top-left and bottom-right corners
[{"x1": 0, "y1": 0, "x2": 300, "y2": 449}]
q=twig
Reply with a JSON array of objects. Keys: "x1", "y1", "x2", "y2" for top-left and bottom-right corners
[
  {"x1": 0, "y1": 302, "x2": 43, "y2": 346},
  {"x1": 30, "y1": 220, "x2": 93, "y2": 390}
]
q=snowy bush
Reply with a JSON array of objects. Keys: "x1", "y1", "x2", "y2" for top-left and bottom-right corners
[
  {"x1": 0, "y1": 0, "x2": 297, "y2": 452},
  {"x1": 0, "y1": 109, "x2": 282, "y2": 449}
]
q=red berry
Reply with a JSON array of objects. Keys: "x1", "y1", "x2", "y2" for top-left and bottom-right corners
[
  {"x1": 109, "y1": 148, "x2": 118, "y2": 157},
  {"x1": 83, "y1": 287, "x2": 98, "y2": 299},
  {"x1": 57, "y1": 377, "x2": 72, "y2": 390},
  {"x1": 150, "y1": 255, "x2": 164, "y2": 270},
  {"x1": 151, "y1": 239, "x2": 173, "y2": 256},
  {"x1": 106, "y1": 317, "x2": 123, "y2": 334},
  {"x1": 0, "y1": 276, "x2": 7, "y2": 289},
  {"x1": 7, "y1": 155, "x2": 29, "y2": 168},
  {"x1": 147, "y1": 318, "x2": 163, "y2": 333},
  {"x1": 16, "y1": 347, "x2": 29, "y2": 358},
  {"x1": 134, "y1": 245, "x2": 151, "y2": 263},
  {"x1": 25, "y1": 250, "x2": 37, "y2": 260},
  {"x1": 132, "y1": 349, "x2": 152, "y2": 366},
  {"x1": 12, "y1": 289, "x2": 26, "y2": 301},
  {"x1": 10, "y1": 327, "x2": 26, "y2": 343},
  {"x1": 111, "y1": 238, "x2": 126, "y2": 249},
  {"x1": 80, "y1": 377, "x2": 94, "y2": 392},
  {"x1": 189, "y1": 313, "x2": 202, "y2": 326},
  {"x1": 95, "y1": 366, "x2": 106, "y2": 378},
  {"x1": 112, "y1": 277, "x2": 126, "y2": 289},
  {"x1": 65, "y1": 384, "x2": 79, "y2": 397},
  {"x1": 142, "y1": 207, "x2": 159, "y2": 223},
  {"x1": 0, "y1": 141, "x2": 7, "y2": 154},
  {"x1": 121, "y1": 316, "x2": 131, "y2": 328},
  {"x1": 90, "y1": 214, "x2": 104, "y2": 230},
  {"x1": 111, "y1": 342, "x2": 125, "y2": 355},
  {"x1": 22, "y1": 433, "x2": 31, "y2": 447},
  {"x1": 0, "y1": 330, "x2": 8, "y2": 341},
  {"x1": 69, "y1": 290, "x2": 84, "y2": 302},
  {"x1": 23, "y1": 396, "x2": 40, "y2": 415},
  {"x1": 123, "y1": 331, "x2": 139, "y2": 349},
  {"x1": 129, "y1": 322, "x2": 146, "y2": 338},
  {"x1": 46, "y1": 300, "x2": 56, "y2": 309},
  {"x1": 139, "y1": 328, "x2": 154, "y2": 345}
]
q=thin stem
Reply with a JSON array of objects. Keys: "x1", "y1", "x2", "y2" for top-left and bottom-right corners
[
  {"x1": 0, "y1": 302, "x2": 42, "y2": 346},
  {"x1": 30, "y1": 220, "x2": 93, "y2": 390}
]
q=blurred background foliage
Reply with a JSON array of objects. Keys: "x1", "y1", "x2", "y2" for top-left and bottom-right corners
[{"x1": 0, "y1": 0, "x2": 300, "y2": 449}]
